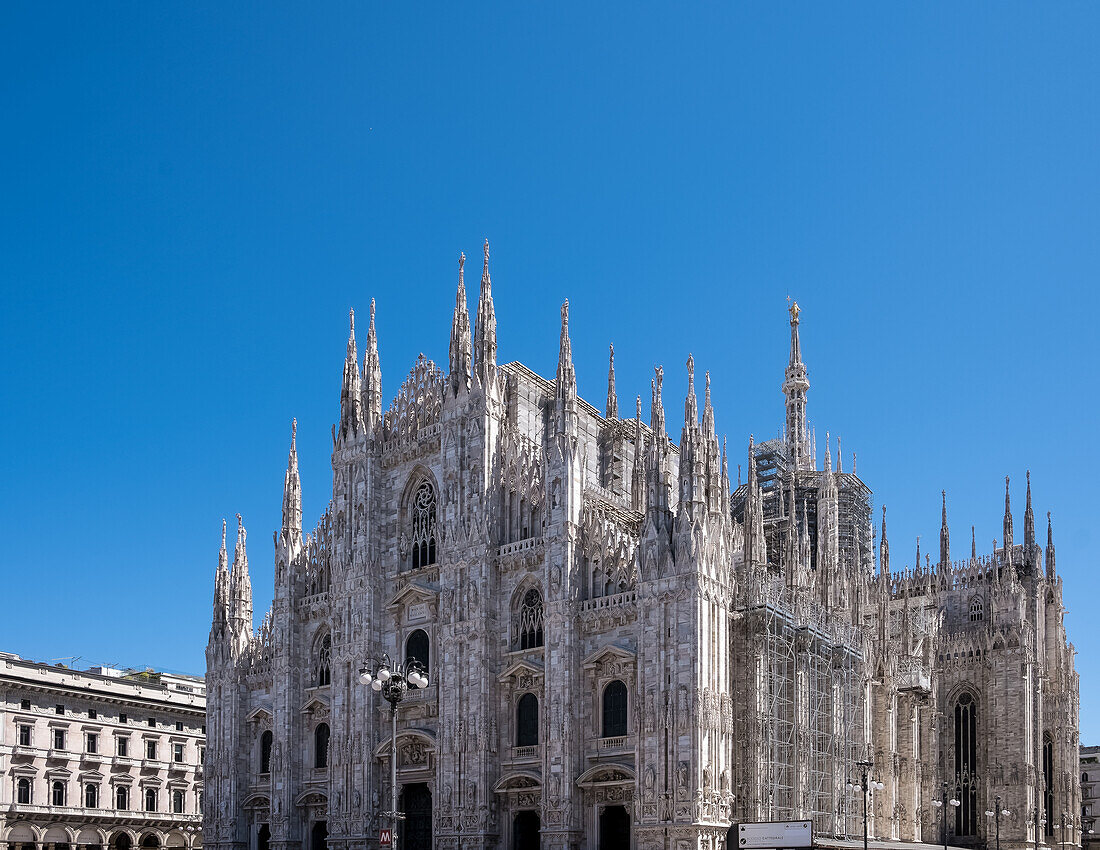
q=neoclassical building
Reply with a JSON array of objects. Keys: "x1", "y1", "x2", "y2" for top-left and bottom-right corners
[
  {"x1": 204, "y1": 244, "x2": 1079, "y2": 850},
  {"x1": 1, "y1": 653, "x2": 206, "y2": 850}
]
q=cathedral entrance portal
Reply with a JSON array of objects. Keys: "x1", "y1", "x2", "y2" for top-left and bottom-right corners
[
  {"x1": 257, "y1": 824, "x2": 270, "y2": 850},
  {"x1": 310, "y1": 821, "x2": 327, "y2": 850},
  {"x1": 598, "y1": 805, "x2": 630, "y2": 850},
  {"x1": 399, "y1": 783, "x2": 432, "y2": 850},
  {"x1": 512, "y1": 810, "x2": 541, "y2": 849}
]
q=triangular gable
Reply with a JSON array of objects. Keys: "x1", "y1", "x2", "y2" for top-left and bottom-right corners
[
  {"x1": 299, "y1": 694, "x2": 330, "y2": 715},
  {"x1": 582, "y1": 644, "x2": 635, "y2": 669},
  {"x1": 246, "y1": 707, "x2": 273, "y2": 724},
  {"x1": 387, "y1": 581, "x2": 438, "y2": 610},
  {"x1": 497, "y1": 658, "x2": 544, "y2": 683}
]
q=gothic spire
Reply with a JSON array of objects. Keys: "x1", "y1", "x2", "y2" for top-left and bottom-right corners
[
  {"x1": 823, "y1": 431, "x2": 832, "y2": 473},
  {"x1": 449, "y1": 253, "x2": 472, "y2": 392},
  {"x1": 556, "y1": 300, "x2": 576, "y2": 401},
  {"x1": 940, "y1": 490, "x2": 950, "y2": 567},
  {"x1": 213, "y1": 518, "x2": 230, "y2": 628},
  {"x1": 1024, "y1": 470, "x2": 1036, "y2": 553},
  {"x1": 836, "y1": 436, "x2": 842, "y2": 473},
  {"x1": 229, "y1": 514, "x2": 253, "y2": 638},
  {"x1": 971, "y1": 525, "x2": 977, "y2": 561},
  {"x1": 281, "y1": 419, "x2": 302, "y2": 547},
  {"x1": 721, "y1": 435, "x2": 730, "y2": 518},
  {"x1": 606, "y1": 344, "x2": 618, "y2": 420},
  {"x1": 473, "y1": 239, "x2": 497, "y2": 387},
  {"x1": 1003, "y1": 475, "x2": 1014, "y2": 562},
  {"x1": 684, "y1": 354, "x2": 697, "y2": 426},
  {"x1": 650, "y1": 365, "x2": 666, "y2": 438},
  {"x1": 880, "y1": 505, "x2": 889, "y2": 575},
  {"x1": 362, "y1": 299, "x2": 382, "y2": 431},
  {"x1": 702, "y1": 371, "x2": 715, "y2": 436},
  {"x1": 338, "y1": 310, "x2": 365, "y2": 441},
  {"x1": 782, "y1": 300, "x2": 810, "y2": 470},
  {"x1": 914, "y1": 536, "x2": 921, "y2": 573},
  {"x1": 631, "y1": 396, "x2": 645, "y2": 512},
  {"x1": 1046, "y1": 511, "x2": 1056, "y2": 578}
]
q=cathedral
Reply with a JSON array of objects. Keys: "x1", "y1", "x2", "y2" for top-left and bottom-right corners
[{"x1": 204, "y1": 243, "x2": 1080, "y2": 850}]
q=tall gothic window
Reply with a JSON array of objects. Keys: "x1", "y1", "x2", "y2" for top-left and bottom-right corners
[
  {"x1": 517, "y1": 588, "x2": 544, "y2": 650},
  {"x1": 316, "y1": 634, "x2": 331, "y2": 687},
  {"x1": 411, "y1": 480, "x2": 438, "y2": 569},
  {"x1": 315, "y1": 723, "x2": 330, "y2": 769},
  {"x1": 969, "y1": 598, "x2": 984, "y2": 622},
  {"x1": 260, "y1": 730, "x2": 273, "y2": 773},
  {"x1": 406, "y1": 629, "x2": 430, "y2": 673},
  {"x1": 602, "y1": 680, "x2": 628, "y2": 738},
  {"x1": 954, "y1": 692, "x2": 978, "y2": 836},
  {"x1": 1044, "y1": 732, "x2": 1055, "y2": 836},
  {"x1": 516, "y1": 693, "x2": 539, "y2": 746}
]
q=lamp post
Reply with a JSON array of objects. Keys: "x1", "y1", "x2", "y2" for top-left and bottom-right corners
[
  {"x1": 847, "y1": 760, "x2": 886, "y2": 850},
  {"x1": 984, "y1": 794, "x2": 1011, "y2": 850},
  {"x1": 359, "y1": 654, "x2": 429, "y2": 849},
  {"x1": 931, "y1": 780, "x2": 962, "y2": 850}
]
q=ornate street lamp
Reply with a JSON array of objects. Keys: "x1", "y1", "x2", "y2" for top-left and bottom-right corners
[
  {"x1": 931, "y1": 780, "x2": 962, "y2": 850},
  {"x1": 359, "y1": 654, "x2": 429, "y2": 849},
  {"x1": 847, "y1": 760, "x2": 886, "y2": 850},
  {"x1": 984, "y1": 794, "x2": 1011, "y2": 850}
]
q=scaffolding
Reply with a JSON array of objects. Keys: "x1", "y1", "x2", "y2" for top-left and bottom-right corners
[{"x1": 733, "y1": 575, "x2": 866, "y2": 839}]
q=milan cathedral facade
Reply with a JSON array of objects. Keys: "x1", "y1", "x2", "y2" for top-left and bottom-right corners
[{"x1": 204, "y1": 244, "x2": 1080, "y2": 850}]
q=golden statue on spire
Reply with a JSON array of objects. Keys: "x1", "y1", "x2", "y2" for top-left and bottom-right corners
[{"x1": 788, "y1": 299, "x2": 801, "y2": 323}]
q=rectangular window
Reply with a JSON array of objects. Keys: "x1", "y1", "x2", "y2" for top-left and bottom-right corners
[
  {"x1": 56, "y1": 704, "x2": 65, "y2": 715},
  {"x1": 88, "y1": 708, "x2": 97, "y2": 720},
  {"x1": 198, "y1": 747, "x2": 205, "y2": 765},
  {"x1": 87, "y1": 733, "x2": 98, "y2": 753},
  {"x1": 53, "y1": 729, "x2": 65, "y2": 750},
  {"x1": 176, "y1": 721, "x2": 184, "y2": 732},
  {"x1": 21, "y1": 698, "x2": 31, "y2": 710},
  {"x1": 119, "y1": 713, "x2": 127, "y2": 724},
  {"x1": 173, "y1": 743, "x2": 184, "y2": 763},
  {"x1": 19, "y1": 725, "x2": 31, "y2": 746},
  {"x1": 201, "y1": 724, "x2": 206, "y2": 734},
  {"x1": 117, "y1": 737, "x2": 129, "y2": 757},
  {"x1": 148, "y1": 717, "x2": 156, "y2": 728},
  {"x1": 146, "y1": 740, "x2": 157, "y2": 760}
]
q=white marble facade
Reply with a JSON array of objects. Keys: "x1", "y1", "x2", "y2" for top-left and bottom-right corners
[{"x1": 204, "y1": 245, "x2": 1080, "y2": 850}]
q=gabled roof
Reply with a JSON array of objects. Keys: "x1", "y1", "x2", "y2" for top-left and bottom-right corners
[
  {"x1": 497, "y1": 658, "x2": 545, "y2": 683},
  {"x1": 581, "y1": 644, "x2": 635, "y2": 669},
  {"x1": 387, "y1": 581, "x2": 438, "y2": 610}
]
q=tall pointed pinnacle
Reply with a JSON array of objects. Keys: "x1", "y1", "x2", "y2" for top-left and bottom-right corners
[
  {"x1": 720, "y1": 435, "x2": 730, "y2": 517},
  {"x1": 1024, "y1": 470, "x2": 1036, "y2": 552},
  {"x1": 684, "y1": 354, "x2": 698, "y2": 426},
  {"x1": 650, "y1": 366, "x2": 666, "y2": 437},
  {"x1": 338, "y1": 310, "x2": 365, "y2": 441},
  {"x1": 631, "y1": 396, "x2": 645, "y2": 512},
  {"x1": 702, "y1": 371, "x2": 715, "y2": 436},
  {"x1": 209, "y1": 519, "x2": 231, "y2": 644},
  {"x1": 474, "y1": 239, "x2": 498, "y2": 387},
  {"x1": 281, "y1": 419, "x2": 303, "y2": 546},
  {"x1": 940, "y1": 490, "x2": 950, "y2": 567},
  {"x1": 880, "y1": 505, "x2": 889, "y2": 575},
  {"x1": 606, "y1": 345, "x2": 618, "y2": 420},
  {"x1": 362, "y1": 299, "x2": 382, "y2": 431},
  {"x1": 229, "y1": 514, "x2": 253, "y2": 638},
  {"x1": 836, "y1": 436, "x2": 842, "y2": 473},
  {"x1": 1046, "y1": 511, "x2": 1056, "y2": 578},
  {"x1": 1003, "y1": 475, "x2": 1014, "y2": 561},
  {"x1": 449, "y1": 253, "x2": 472, "y2": 392},
  {"x1": 823, "y1": 431, "x2": 832, "y2": 473},
  {"x1": 971, "y1": 525, "x2": 977, "y2": 561},
  {"x1": 782, "y1": 299, "x2": 811, "y2": 471},
  {"x1": 556, "y1": 300, "x2": 576, "y2": 401},
  {"x1": 915, "y1": 536, "x2": 921, "y2": 573}
]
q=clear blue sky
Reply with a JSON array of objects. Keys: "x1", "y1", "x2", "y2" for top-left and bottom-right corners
[{"x1": 2, "y1": 4, "x2": 1098, "y2": 738}]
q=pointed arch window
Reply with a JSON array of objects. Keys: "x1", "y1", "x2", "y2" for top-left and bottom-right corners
[
  {"x1": 516, "y1": 693, "x2": 539, "y2": 747},
  {"x1": 260, "y1": 730, "x2": 273, "y2": 774},
  {"x1": 602, "y1": 680, "x2": 628, "y2": 738},
  {"x1": 969, "y1": 598, "x2": 984, "y2": 622},
  {"x1": 316, "y1": 634, "x2": 331, "y2": 687},
  {"x1": 411, "y1": 480, "x2": 438, "y2": 569},
  {"x1": 406, "y1": 629, "x2": 430, "y2": 673},
  {"x1": 516, "y1": 588, "x2": 544, "y2": 650},
  {"x1": 314, "y1": 723, "x2": 330, "y2": 769},
  {"x1": 954, "y1": 692, "x2": 978, "y2": 836},
  {"x1": 1044, "y1": 732, "x2": 1055, "y2": 835}
]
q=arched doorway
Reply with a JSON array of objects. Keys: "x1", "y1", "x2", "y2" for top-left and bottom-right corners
[
  {"x1": 310, "y1": 821, "x2": 327, "y2": 850},
  {"x1": 513, "y1": 811, "x2": 541, "y2": 849},
  {"x1": 141, "y1": 836, "x2": 160, "y2": 849},
  {"x1": 399, "y1": 783, "x2": 432, "y2": 850},
  {"x1": 257, "y1": 825, "x2": 270, "y2": 850},
  {"x1": 599, "y1": 805, "x2": 630, "y2": 850},
  {"x1": 113, "y1": 834, "x2": 133, "y2": 850}
]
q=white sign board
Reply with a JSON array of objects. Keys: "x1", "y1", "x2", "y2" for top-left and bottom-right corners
[{"x1": 737, "y1": 820, "x2": 813, "y2": 849}]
